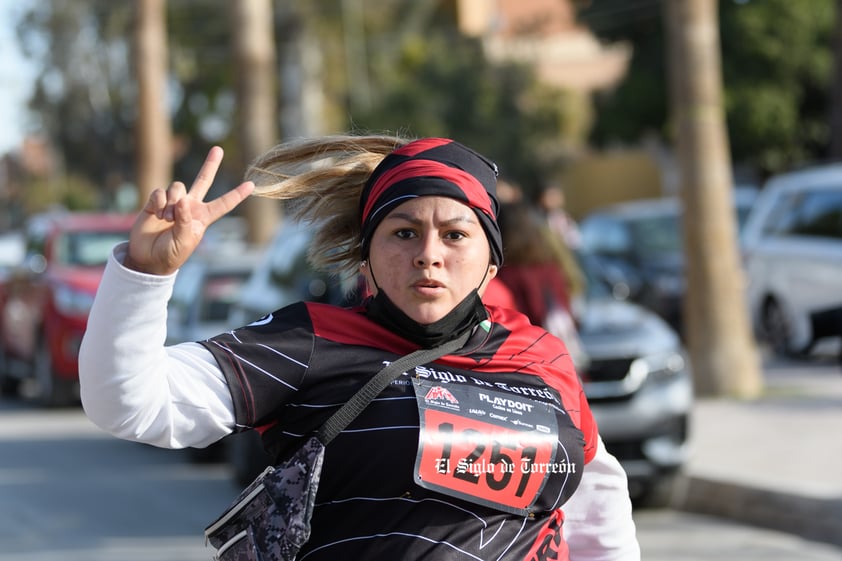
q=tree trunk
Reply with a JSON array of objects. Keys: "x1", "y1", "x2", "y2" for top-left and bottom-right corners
[
  {"x1": 135, "y1": 0, "x2": 172, "y2": 209},
  {"x1": 278, "y1": 6, "x2": 327, "y2": 138},
  {"x1": 230, "y1": 0, "x2": 281, "y2": 246},
  {"x1": 664, "y1": 0, "x2": 763, "y2": 398}
]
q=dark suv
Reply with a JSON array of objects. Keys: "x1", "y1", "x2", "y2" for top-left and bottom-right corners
[
  {"x1": 578, "y1": 190, "x2": 757, "y2": 335},
  {"x1": 0, "y1": 211, "x2": 135, "y2": 405}
]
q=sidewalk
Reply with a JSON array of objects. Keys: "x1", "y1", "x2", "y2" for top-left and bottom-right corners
[{"x1": 671, "y1": 346, "x2": 842, "y2": 548}]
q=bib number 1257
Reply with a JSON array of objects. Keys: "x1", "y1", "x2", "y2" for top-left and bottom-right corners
[{"x1": 412, "y1": 380, "x2": 560, "y2": 515}]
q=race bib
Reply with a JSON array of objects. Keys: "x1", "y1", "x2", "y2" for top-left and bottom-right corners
[{"x1": 412, "y1": 377, "x2": 564, "y2": 516}]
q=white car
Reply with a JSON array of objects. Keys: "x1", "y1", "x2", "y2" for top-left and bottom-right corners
[{"x1": 741, "y1": 165, "x2": 842, "y2": 356}]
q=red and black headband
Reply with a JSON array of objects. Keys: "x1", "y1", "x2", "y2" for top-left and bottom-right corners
[{"x1": 359, "y1": 138, "x2": 503, "y2": 266}]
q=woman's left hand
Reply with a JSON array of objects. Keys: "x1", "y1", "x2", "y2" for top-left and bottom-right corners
[{"x1": 125, "y1": 146, "x2": 255, "y2": 275}]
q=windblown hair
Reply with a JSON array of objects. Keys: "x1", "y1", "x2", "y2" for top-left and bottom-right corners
[{"x1": 245, "y1": 134, "x2": 410, "y2": 278}]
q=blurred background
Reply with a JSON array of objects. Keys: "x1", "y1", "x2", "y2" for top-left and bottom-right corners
[
  {"x1": 2, "y1": 0, "x2": 837, "y2": 225},
  {"x1": 0, "y1": 1, "x2": 841, "y2": 560},
  {"x1": 1, "y1": 0, "x2": 838, "y2": 396}
]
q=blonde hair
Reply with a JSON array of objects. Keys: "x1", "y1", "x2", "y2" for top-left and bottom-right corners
[{"x1": 246, "y1": 134, "x2": 410, "y2": 277}]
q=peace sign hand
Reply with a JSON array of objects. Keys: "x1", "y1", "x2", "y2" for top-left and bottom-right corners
[{"x1": 125, "y1": 146, "x2": 255, "y2": 275}]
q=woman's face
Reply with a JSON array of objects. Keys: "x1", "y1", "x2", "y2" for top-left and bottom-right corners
[{"x1": 364, "y1": 196, "x2": 497, "y2": 325}]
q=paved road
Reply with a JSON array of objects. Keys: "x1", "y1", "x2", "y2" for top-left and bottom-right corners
[
  {"x1": 0, "y1": 398, "x2": 237, "y2": 561},
  {"x1": 673, "y1": 343, "x2": 842, "y2": 549},
  {"x1": 636, "y1": 510, "x2": 842, "y2": 561},
  {"x1": 1, "y1": 394, "x2": 840, "y2": 561}
]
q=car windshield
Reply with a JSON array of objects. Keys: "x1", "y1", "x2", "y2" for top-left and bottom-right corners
[
  {"x1": 576, "y1": 252, "x2": 612, "y2": 299},
  {"x1": 628, "y1": 214, "x2": 682, "y2": 257},
  {"x1": 54, "y1": 230, "x2": 130, "y2": 267}
]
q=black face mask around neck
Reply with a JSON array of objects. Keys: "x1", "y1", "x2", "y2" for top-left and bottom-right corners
[{"x1": 365, "y1": 288, "x2": 488, "y2": 348}]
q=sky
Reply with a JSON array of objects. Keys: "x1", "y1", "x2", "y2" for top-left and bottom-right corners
[{"x1": 0, "y1": 1, "x2": 36, "y2": 155}]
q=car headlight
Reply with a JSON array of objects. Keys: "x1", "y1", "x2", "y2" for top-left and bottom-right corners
[
  {"x1": 629, "y1": 351, "x2": 686, "y2": 383},
  {"x1": 53, "y1": 285, "x2": 96, "y2": 316}
]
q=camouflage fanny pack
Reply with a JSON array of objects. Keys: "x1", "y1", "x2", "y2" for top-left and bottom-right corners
[
  {"x1": 204, "y1": 436, "x2": 324, "y2": 560},
  {"x1": 204, "y1": 329, "x2": 471, "y2": 561}
]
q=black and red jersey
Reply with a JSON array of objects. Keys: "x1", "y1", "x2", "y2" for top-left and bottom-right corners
[{"x1": 202, "y1": 301, "x2": 597, "y2": 561}]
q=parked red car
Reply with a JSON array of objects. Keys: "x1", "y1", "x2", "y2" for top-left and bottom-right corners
[{"x1": 0, "y1": 211, "x2": 135, "y2": 406}]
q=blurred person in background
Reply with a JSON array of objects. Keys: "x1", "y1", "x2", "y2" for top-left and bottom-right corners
[
  {"x1": 495, "y1": 177, "x2": 525, "y2": 204},
  {"x1": 78, "y1": 135, "x2": 638, "y2": 561},
  {"x1": 537, "y1": 184, "x2": 588, "y2": 318},
  {"x1": 491, "y1": 202, "x2": 588, "y2": 369},
  {"x1": 539, "y1": 183, "x2": 582, "y2": 251}
]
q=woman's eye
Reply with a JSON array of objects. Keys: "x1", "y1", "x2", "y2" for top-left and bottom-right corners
[
  {"x1": 445, "y1": 231, "x2": 467, "y2": 241},
  {"x1": 395, "y1": 229, "x2": 416, "y2": 239}
]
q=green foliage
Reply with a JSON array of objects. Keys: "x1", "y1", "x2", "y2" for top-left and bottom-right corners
[
  {"x1": 16, "y1": 0, "x2": 579, "y2": 204},
  {"x1": 578, "y1": 0, "x2": 836, "y2": 177},
  {"x1": 18, "y1": 1, "x2": 137, "y2": 194},
  {"x1": 720, "y1": 0, "x2": 834, "y2": 175},
  {"x1": 21, "y1": 175, "x2": 100, "y2": 213},
  {"x1": 16, "y1": 0, "x2": 840, "y2": 200},
  {"x1": 577, "y1": 0, "x2": 668, "y2": 143},
  {"x1": 164, "y1": 0, "x2": 246, "y2": 188},
  {"x1": 353, "y1": 32, "x2": 577, "y2": 195}
]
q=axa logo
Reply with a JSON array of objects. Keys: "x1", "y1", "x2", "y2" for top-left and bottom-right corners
[{"x1": 424, "y1": 386, "x2": 459, "y2": 405}]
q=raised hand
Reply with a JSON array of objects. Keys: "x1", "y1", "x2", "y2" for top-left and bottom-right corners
[{"x1": 125, "y1": 146, "x2": 255, "y2": 275}]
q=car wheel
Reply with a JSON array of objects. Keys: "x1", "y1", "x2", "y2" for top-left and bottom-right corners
[
  {"x1": 33, "y1": 338, "x2": 75, "y2": 407},
  {"x1": 762, "y1": 299, "x2": 799, "y2": 357}
]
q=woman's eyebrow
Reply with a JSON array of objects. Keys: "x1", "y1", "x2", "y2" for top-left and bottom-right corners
[{"x1": 384, "y1": 212, "x2": 478, "y2": 226}]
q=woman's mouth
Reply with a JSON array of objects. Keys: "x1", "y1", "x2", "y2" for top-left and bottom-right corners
[{"x1": 413, "y1": 279, "x2": 444, "y2": 296}]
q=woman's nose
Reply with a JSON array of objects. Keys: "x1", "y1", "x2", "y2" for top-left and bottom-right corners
[{"x1": 414, "y1": 235, "x2": 442, "y2": 267}]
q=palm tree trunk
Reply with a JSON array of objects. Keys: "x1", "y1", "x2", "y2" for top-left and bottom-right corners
[
  {"x1": 664, "y1": 0, "x2": 763, "y2": 398},
  {"x1": 135, "y1": 0, "x2": 172, "y2": 208},
  {"x1": 230, "y1": 0, "x2": 281, "y2": 246}
]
